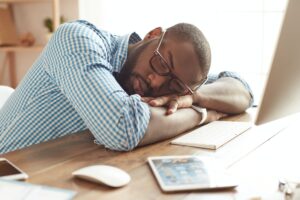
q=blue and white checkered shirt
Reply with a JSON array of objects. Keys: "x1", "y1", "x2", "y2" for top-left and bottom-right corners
[{"x1": 0, "y1": 20, "x2": 253, "y2": 154}]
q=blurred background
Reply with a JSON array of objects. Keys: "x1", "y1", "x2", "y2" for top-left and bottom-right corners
[{"x1": 0, "y1": 0, "x2": 288, "y2": 102}]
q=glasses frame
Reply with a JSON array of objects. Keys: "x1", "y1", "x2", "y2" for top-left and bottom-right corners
[{"x1": 149, "y1": 31, "x2": 207, "y2": 95}]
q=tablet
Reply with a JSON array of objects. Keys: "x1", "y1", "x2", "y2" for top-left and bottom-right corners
[{"x1": 148, "y1": 155, "x2": 238, "y2": 192}]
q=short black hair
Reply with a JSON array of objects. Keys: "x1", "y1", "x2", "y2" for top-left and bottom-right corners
[{"x1": 167, "y1": 23, "x2": 211, "y2": 75}]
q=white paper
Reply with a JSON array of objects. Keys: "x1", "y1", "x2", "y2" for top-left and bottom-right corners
[{"x1": 0, "y1": 179, "x2": 76, "y2": 200}]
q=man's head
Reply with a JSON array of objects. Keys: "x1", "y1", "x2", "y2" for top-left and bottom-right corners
[{"x1": 117, "y1": 23, "x2": 211, "y2": 97}]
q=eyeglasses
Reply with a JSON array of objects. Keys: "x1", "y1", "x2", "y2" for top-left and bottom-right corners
[{"x1": 149, "y1": 31, "x2": 207, "y2": 95}]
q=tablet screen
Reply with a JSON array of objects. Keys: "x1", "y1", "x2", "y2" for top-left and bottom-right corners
[
  {"x1": 148, "y1": 156, "x2": 237, "y2": 192},
  {"x1": 152, "y1": 157, "x2": 210, "y2": 186}
]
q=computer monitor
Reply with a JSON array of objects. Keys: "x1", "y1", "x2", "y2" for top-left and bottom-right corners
[{"x1": 255, "y1": 0, "x2": 300, "y2": 125}]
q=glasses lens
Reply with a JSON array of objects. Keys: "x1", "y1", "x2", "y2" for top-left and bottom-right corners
[
  {"x1": 169, "y1": 79, "x2": 188, "y2": 94},
  {"x1": 150, "y1": 54, "x2": 170, "y2": 75}
]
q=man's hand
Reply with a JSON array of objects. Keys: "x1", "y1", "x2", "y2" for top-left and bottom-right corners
[
  {"x1": 142, "y1": 76, "x2": 252, "y2": 115},
  {"x1": 142, "y1": 95, "x2": 227, "y2": 123},
  {"x1": 142, "y1": 94, "x2": 193, "y2": 115}
]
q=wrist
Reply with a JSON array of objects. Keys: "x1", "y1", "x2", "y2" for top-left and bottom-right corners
[{"x1": 192, "y1": 90, "x2": 207, "y2": 107}]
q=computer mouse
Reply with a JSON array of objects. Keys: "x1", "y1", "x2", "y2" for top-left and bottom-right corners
[{"x1": 72, "y1": 165, "x2": 131, "y2": 187}]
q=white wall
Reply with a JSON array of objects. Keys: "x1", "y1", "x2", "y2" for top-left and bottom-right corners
[
  {"x1": 1, "y1": 0, "x2": 288, "y2": 100},
  {"x1": 73, "y1": 0, "x2": 289, "y2": 100},
  {"x1": 79, "y1": 0, "x2": 286, "y2": 74}
]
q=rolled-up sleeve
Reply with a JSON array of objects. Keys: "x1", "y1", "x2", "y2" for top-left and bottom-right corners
[
  {"x1": 43, "y1": 22, "x2": 150, "y2": 151},
  {"x1": 206, "y1": 71, "x2": 254, "y2": 106}
]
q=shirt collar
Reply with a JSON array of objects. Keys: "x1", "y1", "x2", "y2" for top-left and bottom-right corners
[
  {"x1": 112, "y1": 32, "x2": 141, "y2": 73},
  {"x1": 129, "y1": 32, "x2": 141, "y2": 44}
]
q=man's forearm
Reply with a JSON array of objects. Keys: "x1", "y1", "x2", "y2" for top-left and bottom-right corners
[
  {"x1": 194, "y1": 77, "x2": 252, "y2": 114},
  {"x1": 138, "y1": 107, "x2": 201, "y2": 146}
]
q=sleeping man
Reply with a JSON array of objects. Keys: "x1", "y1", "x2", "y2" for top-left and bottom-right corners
[{"x1": 0, "y1": 20, "x2": 253, "y2": 154}]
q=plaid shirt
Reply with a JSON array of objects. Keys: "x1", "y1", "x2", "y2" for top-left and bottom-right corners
[{"x1": 0, "y1": 20, "x2": 253, "y2": 154}]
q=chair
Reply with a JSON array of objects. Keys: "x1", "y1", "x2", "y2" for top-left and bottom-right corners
[{"x1": 0, "y1": 85, "x2": 15, "y2": 109}]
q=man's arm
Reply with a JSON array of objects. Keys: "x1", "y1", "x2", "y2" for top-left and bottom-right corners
[
  {"x1": 193, "y1": 77, "x2": 252, "y2": 114},
  {"x1": 46, "y1": 22, "x2": 151, "y2": 151},
  {"x1": 138, "y1": 107, "x2": 199, "y2": 146},
  {"x1": 138, "y1": 107, "x2": 225, "y2": 146}
]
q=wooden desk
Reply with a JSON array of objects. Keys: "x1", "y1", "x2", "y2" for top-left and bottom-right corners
[{"x1": 2, "y1": 109, "x2": 298, "y2": 199}]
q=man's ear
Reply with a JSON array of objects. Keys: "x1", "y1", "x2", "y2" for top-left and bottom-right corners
[{"x1": 143, "y1": 27, "x2": 163, "y2": 41}]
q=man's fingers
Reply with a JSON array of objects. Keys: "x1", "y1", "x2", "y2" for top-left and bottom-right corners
[
  {"x1": 149, "y1": 96, "x2": 172, "y2": 106},
  {"x1": 141, "y1": 97, "x2": 154, "y2": 103},
  {"x1": 219, "y1": 113, "x2": 228, "y2": 119},
  {"x1": 166, "y1": 99, "x2": 179, "y2": 115},
  {"x1": 147, "y1": 95, "x2": 193, "y2": 107}
]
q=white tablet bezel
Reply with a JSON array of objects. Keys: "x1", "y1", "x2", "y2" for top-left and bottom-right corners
[
  {"x1": 0, "y1": 158, "x2": 28, "y2": 180},
  {"x1": 148, "y1": 155, "x2": 237, "y2": 192}
]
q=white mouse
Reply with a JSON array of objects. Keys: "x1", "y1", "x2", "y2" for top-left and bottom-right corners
[{"x1": 72, "y1": 165, "x2": 131, "y2": 187}]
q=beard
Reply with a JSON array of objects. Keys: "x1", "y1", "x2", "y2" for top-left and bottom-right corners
[{"x1": 116, "y1": 41, "x2": 152, "y2": 95}]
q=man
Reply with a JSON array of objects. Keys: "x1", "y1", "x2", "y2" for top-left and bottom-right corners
[{"x1": 0, "y1": 20, "x2": 253, "y2": 154}]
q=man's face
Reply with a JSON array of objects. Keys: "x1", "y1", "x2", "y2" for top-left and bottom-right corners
[{"x1": 118, "y1": 32, "x2": 205, "y2": 97}]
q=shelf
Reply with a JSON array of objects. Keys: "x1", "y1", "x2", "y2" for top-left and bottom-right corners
[
  {"x1": 0, "y1": 45, "x2": 44, "y2": 52},
  {"x1": 0, "y1": 0, "x2": 49, "y2": 3},
  {"x1": 0, "y1": 0, "x2": 59, "y2": 88},
  {"x1": 0, "y1": 0, "x2": 60, "y2": 30}
]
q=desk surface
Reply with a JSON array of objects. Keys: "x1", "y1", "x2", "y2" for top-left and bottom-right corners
[{"x1": 2, "y1": 109, "x2": 299, "y2": 200}]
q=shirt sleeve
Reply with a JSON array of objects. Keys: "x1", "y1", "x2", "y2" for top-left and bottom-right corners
[
  {"x1": 206, "y1": 71, "x2": 254, "y2": 107},
  {"x1": 43, "y1": 22, "x2": 150, "y2": 151}
]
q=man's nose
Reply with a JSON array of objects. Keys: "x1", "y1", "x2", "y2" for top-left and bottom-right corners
[{"x1": 147, "y1": 73, "x2": 168, "y2": 92}]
